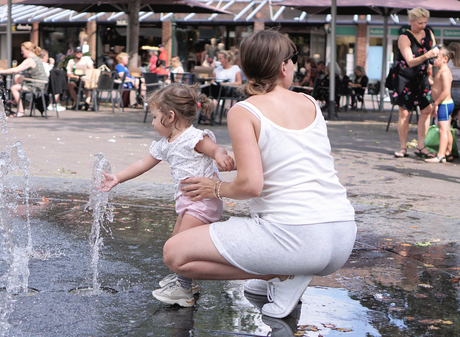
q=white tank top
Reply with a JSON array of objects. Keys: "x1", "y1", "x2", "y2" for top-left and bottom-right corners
[{"x1": 236, "y1": 95, "x2": 355, "y2": 225}]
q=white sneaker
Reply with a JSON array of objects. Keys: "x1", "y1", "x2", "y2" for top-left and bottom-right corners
[
  {"x1": 56, "y1": 104, "x2": 66, "y2": 112},
  {"x1": 159, "y1": 273, "x2": 200, "y2": 294},
  {"x1": 159, "y1": 273, "x2": 177, "y2": 288},
  {"x1": 261, "y1": 275, "x2": 312, "y2": 318},
  {"x1": 47, "y1": 103, "x2": 56, "y2": 111},
  {"x1": 152, "y1": 280, "x2": 195, "y2": 307},
  {"x1": 244, "y1": 279, "x2": 268, "y2": 296}
]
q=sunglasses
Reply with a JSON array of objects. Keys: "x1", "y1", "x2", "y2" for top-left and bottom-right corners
[{"x1": 284, "y1": 51, "x2": 299, "y2": 65}]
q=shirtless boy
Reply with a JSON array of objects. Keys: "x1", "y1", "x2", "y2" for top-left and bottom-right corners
[{"x1": 426, "y1": 47, "x2": 454, "y2": 163}]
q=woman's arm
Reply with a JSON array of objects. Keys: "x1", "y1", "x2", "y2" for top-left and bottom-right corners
[
  {"x1": 195, "y1": 135, "x2": 235, "y2": 172},
  {"x1": 232, "y1": 71, "x2": 242, "y2": 86},
  {"x1": 398, "y1": 34, "x2": 438, "y2": 68},
  {"x1": 100, "y1": 154, "x2": 160, "y2": 192},
  {"x1": 0, "y1": 58, "x2": 35, "y2": 75}
]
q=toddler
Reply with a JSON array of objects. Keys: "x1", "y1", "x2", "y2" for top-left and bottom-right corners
[{"x1": 100, "y1": 83, "x2": 234, "y2": 306}]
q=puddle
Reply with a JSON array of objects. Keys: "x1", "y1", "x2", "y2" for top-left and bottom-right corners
[{"x1": 0, "y1": 193, "x2": 458, "y2": 336}]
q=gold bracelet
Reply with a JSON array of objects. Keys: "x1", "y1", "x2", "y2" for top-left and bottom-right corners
[
  {"x1": 213, "y1": 180, "x2": 221, "y2": 199},
  {"x1": 217, "y1": 181, "x2": 223, "y2": 200}
]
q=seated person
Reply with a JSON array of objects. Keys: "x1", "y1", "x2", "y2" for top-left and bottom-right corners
[
  {"x1": 349, "y1": 65, "x2": 368, "y2": 109},
  {"x1": 0, "y1": 41, "x2": 48, "y2": 117},
  {"x1": 66, "y1": 46, "x2": 94, "y2": 110},
  {"x1": 154, "y1": 60, "x2": 170, "y2": 78},
  {"x1": 115, "y1": 52, "x2": 140, "y2": 107},
  {"x1": 315, "y1": 62, "x2": 341, "y2": 108},
  {"x1": 299, "y1": 57, "x2": 318, "y2": 87}
]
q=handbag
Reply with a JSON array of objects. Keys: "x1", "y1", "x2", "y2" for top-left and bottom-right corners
[
  {"x1": 424, "y1": 125, "x2": 459, "y2": 157},
  {"x1": 385, "y1": 66, "x2": 395, "y2": 91},
  {"x1": 84, "y1": 64, "x2": 111, "y2": 90}
]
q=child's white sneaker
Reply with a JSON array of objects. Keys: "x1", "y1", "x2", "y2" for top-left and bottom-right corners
[
  {"x1": 152, "y1": 281, "x2": 195, "y2": 307},
  {"x1": 244, "y1": 279, "x2": 268, "y2": 296},
  {"x1": 261, "y1": 275, "x2": 312, "y2": 318},
  {"x1": 159, "y1": 273, "x2": 200, "y2": 294}
]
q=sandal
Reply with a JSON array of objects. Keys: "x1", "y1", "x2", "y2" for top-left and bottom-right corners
[
  {"x1": 394, "y1": 148, "x2": 409, "y2": 158},
  {"x1": 445, "y1": 153, "x2": 454, "y2": 162},
  {"x1": 415, "y1": 147, "x2": 435, "y2": 158},
  {"x1": 425, "y1": 156, "x2": 445, "y2": 163}
]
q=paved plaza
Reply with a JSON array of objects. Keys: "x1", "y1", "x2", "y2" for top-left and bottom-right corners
[{"x1": 1, "y1": 101, "x2": 459, "y2": 336}]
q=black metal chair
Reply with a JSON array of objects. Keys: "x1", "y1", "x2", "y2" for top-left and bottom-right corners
[
  {"x1": 92, "y1": 71, "x2": 121, "y2": 113},
  {"x1": 142, "y1": 72, "x2": 163, "y2": 123},
  {"x1": 18, "y1": 78, "x2": 49, "y2": 118},
  {"x1": 367, "y1": 81, "x2": 380, "y2": 111}
]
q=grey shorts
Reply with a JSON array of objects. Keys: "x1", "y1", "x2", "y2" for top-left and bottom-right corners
[{"x1": 209, "y1": 216, "x2": 356, "y2": 276}]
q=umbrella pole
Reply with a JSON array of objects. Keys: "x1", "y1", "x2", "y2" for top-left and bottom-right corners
[
  {"x1": 7, "y1": 0, "x2": 12, "y2": 69},
  {"x1": 379, "y1": 15, "x2": 389, "y2": 111},
  {"x1": 328, "y1": 0, "x2": 337, "y2": 119}
]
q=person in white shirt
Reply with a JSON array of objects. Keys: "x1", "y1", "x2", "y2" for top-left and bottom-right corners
[{"x1": 66, "y1": 46, "x2": 93, "y2": 110}]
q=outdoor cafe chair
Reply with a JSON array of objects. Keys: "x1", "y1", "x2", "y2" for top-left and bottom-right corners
[
  {"x1": 142, "y1": 72, "x2": 163, "y2": 123},
  {"x1": 92, "y1": 71, "x2": 122, "y2": 113},
  {"x1": 18, "y1": 77, "x2": 50, "y2": 118}
]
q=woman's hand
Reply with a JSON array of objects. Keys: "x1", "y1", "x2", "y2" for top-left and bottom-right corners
[
  {"x1": 181, "y1": 175, "x2": 220, "y2": 201},
  {"x1": 426, "y1": 47, "x2": 439, "y2": 60},
  {"x1": 99, "y1": 171, "x2": 119, "y2": 192}
]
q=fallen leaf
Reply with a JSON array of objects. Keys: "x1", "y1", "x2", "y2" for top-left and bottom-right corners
[
  {"x1": 404, "y1": 317, "x2": 415, "y2": 320},
  {"x1": 428, "y1": 325, "x2": 440, "y2": 330},
  {"x1": 415, "y1": 242, "x2": 431, "y2": 247},
  {"x1": 415, "y1": 294, "x2": 428, "y2": 298},
  {"x1": 418, "y1": 284, "x2": 433, "y2": 288},
  {"x1": 322, "y1": 323, "x2": 335, "y2": 328},
  {"x1": 424, "y1": 263, "x2": 434, "y2": 268},
  {"x1": 448, "y1": 278, "x2": 459, "y2": 284},
  {"x1": 401, "y1": 243, "x2": 411, "y2": 246},
  {"x1": 442, "y1": 320, "x2": 453, "y2": 325},
  {"x1": 336, "y1": 328, "x2": 353, "y2": 332},
  {"x1": 390, "y1": 307, "x2": 404, "y2": 311}
]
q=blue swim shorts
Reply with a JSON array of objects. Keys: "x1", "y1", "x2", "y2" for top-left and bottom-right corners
[{"x1": 438, "y1": 99, "x2": 454, "y2": 122}]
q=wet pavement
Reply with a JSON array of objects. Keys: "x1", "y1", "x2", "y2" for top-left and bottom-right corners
[{"x1": 0, "y1": 104, "x2": 459, "y2": 336}]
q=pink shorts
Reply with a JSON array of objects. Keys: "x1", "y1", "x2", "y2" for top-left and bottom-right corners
[{"x1": 175, "y1": 195, "x2": 223, "y2": 224}]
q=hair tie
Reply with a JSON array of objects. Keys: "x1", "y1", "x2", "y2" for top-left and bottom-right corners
[{"x1": 197, "y1": 102, "x2": 201, "y2": 108}]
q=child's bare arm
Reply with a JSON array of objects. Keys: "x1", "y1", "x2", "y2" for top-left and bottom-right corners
[
  {"x1": 100, "y1": 154, "x2": 161, "y2": 192},
  {"x1": 195, "y1": 135, "x2": 235, "y2": 171}
]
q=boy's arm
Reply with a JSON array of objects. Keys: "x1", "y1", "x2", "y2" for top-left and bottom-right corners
[
  {"x1": 100, "y1": 154, "x2": 160, "y2": 191},
  {"x1": 195, "y1": 135, "x2": 235, "y2": 171}
]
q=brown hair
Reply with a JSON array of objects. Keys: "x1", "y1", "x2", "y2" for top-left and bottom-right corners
[
  {"x1": 306, "y1": 57, "x2": 317, "y2": 69},
  {"x1": 448, "y1": 42, "x2": 460, "y2": 67},
  {"x1": 147, "y1": 83, "x2": 214, "y2": 128},
  {"x1": 21, "y1": 41, "x2": 41, "y2": 56},
  {"x1": 239, "y1": 30, "x2": 296, "y2": 96}
]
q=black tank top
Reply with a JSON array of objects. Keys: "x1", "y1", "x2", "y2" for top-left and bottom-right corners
[{"x1": 395, "y1": 28, "x2": 434, "y2": 79}]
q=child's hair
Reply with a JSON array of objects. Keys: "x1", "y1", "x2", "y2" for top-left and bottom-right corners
[
  {"x1": 147, "y1": 83, "x2": 214, "y2": 128},
  {"x1": 440, "y1": 46, "x2": 453, "y2": 61}
]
